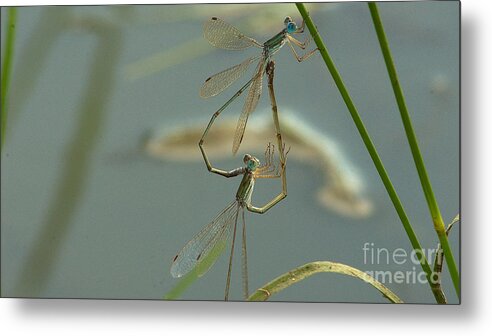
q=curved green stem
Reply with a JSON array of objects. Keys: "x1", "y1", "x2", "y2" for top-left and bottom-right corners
[
  {"x1": 1, "y1": 7, "x2": 17, "y2": 151},
  {"x1": 295, "y1": 3, "x2": 445, "y2": 303},
  {"x1": 368, "y1": 2, "x2": 459, "y2": 298},
  {"x1": 248, "y1": 261, "x2": 403, "y2": 303}
]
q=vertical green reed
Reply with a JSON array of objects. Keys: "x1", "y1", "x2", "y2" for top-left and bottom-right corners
[
  {"x1": 14, "y1": 15, "x2": 123, "y2": 296},
  {"x1": 7, "y1": 8, "x2": 67, "y2": 130},
  {"x1": 368, "y1": 2, "x2": 459, "y2": 297},
  {"x1": 295, "y1": 3, "x2": 447, "y2": 303},
  {"x1": 1, "y1": 7, "x2": 17, "y2": 151}
]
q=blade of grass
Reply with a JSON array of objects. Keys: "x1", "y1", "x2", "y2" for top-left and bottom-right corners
[
  {"x1": 164, "y1": 271, "x2": 199, "y2": 300},
  {"x1": 295, "y1": 3, "x2": 445, "y2": 303},
  {"x1": 368, "y1": 2, "x2": 459, "y2": 298},
  {"x1": 14, "y1": 17, "x2": 122, "y2": 296},
  {"x1": 248, "y1": 261, "x2": 403, "y2": 303},
  {"x1": 7, "y1": 7, "x2": 68, "y2": 130},
  {"x1": 1, "y1": 7, "x2": 18, "y2": 151}
]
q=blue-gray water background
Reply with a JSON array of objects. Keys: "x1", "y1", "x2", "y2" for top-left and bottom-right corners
[{"x1": 1, "y1": 2, "x2": 459, "y2": 303}]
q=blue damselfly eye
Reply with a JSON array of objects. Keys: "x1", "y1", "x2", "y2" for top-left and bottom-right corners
[
  {"x1": 287, "y1": 22, "x2": 297, "y2": 33},
  {"x1": 248, "y1": 159, "x2": 260, "y2": 171}
]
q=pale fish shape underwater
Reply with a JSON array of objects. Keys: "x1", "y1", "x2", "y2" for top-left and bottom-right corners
[{"x1": 144, "y1": 110, "x2": 372, "y2": 219}]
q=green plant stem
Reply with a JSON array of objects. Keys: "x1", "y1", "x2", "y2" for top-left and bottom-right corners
[
  {"x1": 248, "y1": 261, "x2": 403, "y2": 303},
  {"x1": 368, "y1": 2, "x2": 459, "y2": 298},
  {"x1": 1, "y1": 7, "x2": 17, "y2": 151},
  {"x1": 431, "y1": 214, "x2": 460, "y2": 303},
  {"x1": 295, "y1": 3, "x2": 445, "y2": 303},
  {"x1": 14, "y1": 17, "x2": 122, "y2": 296}
]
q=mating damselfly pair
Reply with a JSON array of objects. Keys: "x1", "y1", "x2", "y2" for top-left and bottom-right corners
[{"x1": 170, "y1": 16, "x2": 316, "y2": 301}]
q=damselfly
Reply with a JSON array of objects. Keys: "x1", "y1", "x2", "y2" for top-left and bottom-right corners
[
  {"x1": 171, "y1": 143, "x2": 288, "y2": 300},
  {"x1": 199, "y1": 16, "x2": 317, "y2": 155}
]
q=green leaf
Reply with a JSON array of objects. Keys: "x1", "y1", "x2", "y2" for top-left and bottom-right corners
[{"x1": 248, "y1": 261, "x2": 403, "y2": 303}]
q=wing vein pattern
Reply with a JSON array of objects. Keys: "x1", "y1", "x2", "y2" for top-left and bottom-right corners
[
  {"x1": 171, "y1": 201, "x2": 239, "y2": 278},
  {"x1": 203, "y1": 17, "x2": 259, "y2": 50}
]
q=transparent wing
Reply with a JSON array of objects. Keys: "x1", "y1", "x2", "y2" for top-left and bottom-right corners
[
  {"x1": 204, "y1": 17, "x2": 261, "y2": 50},
  {"x1": 232, "y1": 60, "x2": 266, "y2": 154},
  {"x1": 170, "y1": 201, "x2": 239, "y2": 278},
  {"x1": 200, "y1": 56, "x2": 259, "y2": 98}
]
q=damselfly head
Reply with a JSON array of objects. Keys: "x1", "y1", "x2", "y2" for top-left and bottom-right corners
[
  {"x1": 244, "y1": 154, "x2": 260, "y2": 171},
  {"x1": 284, "y1": 16, "x2": 297, "y2": 33}
]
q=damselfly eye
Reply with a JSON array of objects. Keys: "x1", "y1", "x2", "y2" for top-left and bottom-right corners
[
  {"x1": 247, "y1": 158, "x2": 260, "y2": 171},
  {"x1": 287, "y1": 22, "x2": 297, "y2": 34},
  {"x1": 248, "y1": 160, "x2": 257, "y2": 170}
]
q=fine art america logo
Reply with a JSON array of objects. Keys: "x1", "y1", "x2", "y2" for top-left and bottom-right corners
[{"x1": 362, "y1": 242, "x2": 442, "y2": 285}]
